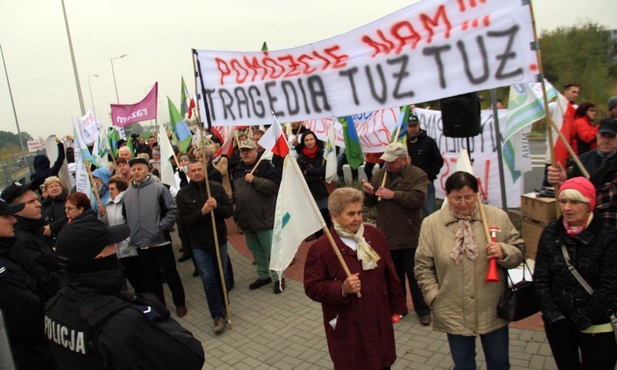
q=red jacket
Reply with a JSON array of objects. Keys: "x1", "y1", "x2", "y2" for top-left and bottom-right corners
[
  {"x1": 304, "y1": 224, "x2": 406, "y2": 370},
  {"x1": 570, "y1": 116, "x2": 598, "y2": 155}
]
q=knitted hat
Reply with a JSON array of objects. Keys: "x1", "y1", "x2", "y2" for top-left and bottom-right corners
[
  {"x1": 608, "y1": 96, "x2": 617, "y2": 112},
  {"x1": 560, "y1": 177, "x2": 596, "y2": 211}
]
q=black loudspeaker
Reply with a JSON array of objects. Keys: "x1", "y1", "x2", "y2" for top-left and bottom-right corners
[{"x1": 440, "y1": 93, "x2": 481, "y2": 138}]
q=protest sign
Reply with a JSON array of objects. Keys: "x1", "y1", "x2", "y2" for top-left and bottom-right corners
[{"x1": 194, "y1": 0, "x2": 537, "y2": 127}]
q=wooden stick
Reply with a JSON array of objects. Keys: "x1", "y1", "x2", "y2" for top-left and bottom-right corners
[
  {"x1": 476, "y1": 195, "x2": 492, "y2": 244},
  {"x1": 323, "y1": 226, "x2": 361, "y2": 298},
  {"x1": 85, "y1": 160, "x2": 102, "y2": 208},
  {"x1": 201, "y1": 148, "x2": 233, "y2": 329},
  {"x1": 377, "y1": 124, "x2": 403, "y2": 201}
]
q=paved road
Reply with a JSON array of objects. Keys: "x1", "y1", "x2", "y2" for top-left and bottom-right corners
[{"x1": 169, "y1": 224, "x2": 557, "y2": 370}]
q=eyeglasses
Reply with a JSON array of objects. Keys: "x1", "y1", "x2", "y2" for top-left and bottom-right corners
[
  {"x1": 65, "y1": 205, "x2": 76, "y2": 211},
  {"x1": 449, "y1": 194, "x2": 477, "y2": 204}
]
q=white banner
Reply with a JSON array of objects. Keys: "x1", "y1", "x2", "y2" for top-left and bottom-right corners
[
  {"x1": 195, "y1": 0, "x2": 537, "y2": 126},
  {"x1": 417, "y1": 108, "x2": 527, "y2": 208},
  {"x1": 78, "y1": 109, "x2": 101, "y2": 145}
]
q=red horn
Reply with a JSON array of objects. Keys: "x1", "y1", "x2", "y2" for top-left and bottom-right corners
[{"x1": 486, "y1": 227, "x2": 500, "y2": 282}]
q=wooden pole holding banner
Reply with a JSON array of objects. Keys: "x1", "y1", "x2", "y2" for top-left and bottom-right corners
[
  {"x1": 201, "y1": 147, "x2": 233, "y2": 329},
  {"x1": 489, "y1": 89, "x2": 508, "y2": 211},
  {"x1": 85, "y1": 160, "x2": 102, "y2": 208},
  {"x1": 526, "y1": 0, "x2": 589, "y2": 212}
]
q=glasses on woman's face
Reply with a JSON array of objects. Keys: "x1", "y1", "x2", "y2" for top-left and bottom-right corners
[
  {"x1": 65, "y1": 205, "x2": 76, "y2": 211},
  {"x1": 449, "y1": 194, "x2": 477, "y2": 204}
]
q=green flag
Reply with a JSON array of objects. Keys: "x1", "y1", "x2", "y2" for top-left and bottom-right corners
[
  {"x1": 338, "y1": 116, "x2": 364, "y2": 170},
  {"x1": 168, "y1": 97, "x2": 192, "y2": 152}
]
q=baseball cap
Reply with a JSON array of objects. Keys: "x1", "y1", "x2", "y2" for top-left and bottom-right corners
[
  {"x1": 407, "y1": 114, "x2": 420, "y2": 125},
  {"x1": 56, "y1": 213, "x2": 130, "y2": 266},
  {"x1": 598, "y1": 118, "x2": 617, "y2": 136},
  {"x1": 0, "y1": 198, "x2": 25, "y2": 216},
  {"x1": 239, "y1": 140, "x2": 257, "y2": 150},
  {"x1": 0, "y1": 181, "x2": 39, "y2": 204},
  {"x1": 380, "y1": 143, "x2": 408, "y2": 162}
]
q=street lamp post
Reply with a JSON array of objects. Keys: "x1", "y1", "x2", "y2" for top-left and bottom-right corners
[
  {"x1": 87, "y1": 74, "x2": 99, "y2": 115},
  {"x1": 0, "y1": 44, "x2": 27, "y2": 161},
  {"x1": 60, "y1": 0, "x2": 86, "y2": 115},
  {"x1": 111, "y1": 54, "x2": 127, "y2": 104}
]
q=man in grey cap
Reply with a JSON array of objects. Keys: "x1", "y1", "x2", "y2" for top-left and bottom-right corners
[
  {"x1": 123, "y1": 157, "x2": 187, "y2": 317},
  {"x1": 362, "y1": 142, "x2": 431, "y2": 325},
  {"x1": 0, "y1": 199, "x2": 58, "y2": 370},
  {"x1": 232, "y1": 139, "x2": 284, "y2": 293}
]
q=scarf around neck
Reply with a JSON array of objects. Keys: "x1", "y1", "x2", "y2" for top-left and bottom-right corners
[
  {"x1": 449, "y1": 207, "x2": 479, "y2": 265},
  {"x1": 302, "y1": 145, "x2": 318, "y2": 159},
  {"x1": 563, "y1": 212, "x2": 593, "y2": 237},
  {"x1": 334, "y1": 222, "x2": 380, "y2": 270}
]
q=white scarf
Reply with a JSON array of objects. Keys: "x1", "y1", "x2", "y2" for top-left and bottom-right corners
[{"x1": 334, "y1": 222, "x2": 380, "y2": 270}]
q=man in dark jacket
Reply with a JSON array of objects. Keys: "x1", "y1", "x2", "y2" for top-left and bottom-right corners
[
  {"x1": 363, "y1": 142, "x2": 431, "y2": 325},
  {"x1": 232, "y1": 140, "x2": 284, "y2": 293},
  {"x1": 45, "y1": 211, "x2": 204, "y2": 370},
  {"x1": 30, "y1": 137, "x2": 66, "y2": 191},
  {"x1": 1, "y1": 182, "x2": 63, "y2": 300},
  {"x1": 0, "y1": 199, "x2": 57, "y2": 370},
  {"x1": 176, "y1": 159, "x2": 233, "y2": 334},
  {"x1": 406, "y1": 113, "x2": 444, "y2": 217}
]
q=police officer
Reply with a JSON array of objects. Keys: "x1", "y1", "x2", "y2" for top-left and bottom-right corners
[
  {"x1": 45, "y1": 208, "x2": 204, "y2": 369},
  {"x1": 0, "y1": 199, "x2": 57, "y2": 370}
]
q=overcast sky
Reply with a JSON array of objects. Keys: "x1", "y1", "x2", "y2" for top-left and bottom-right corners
[{"x1": 1, "y1": 0, "x2": 615, "y2": 140}]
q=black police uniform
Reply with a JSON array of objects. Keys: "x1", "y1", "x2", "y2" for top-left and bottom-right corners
[
  {"x1": 45, "y1": 267, "x2": 204, "y2": 370},
  {"x1": 0, "y1": 237, "x2": 56, "y2": 370}
]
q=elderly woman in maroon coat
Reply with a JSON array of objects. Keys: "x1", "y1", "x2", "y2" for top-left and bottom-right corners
[{"x1": 304, "y1": 187, "x2": 406, "y2": 370}]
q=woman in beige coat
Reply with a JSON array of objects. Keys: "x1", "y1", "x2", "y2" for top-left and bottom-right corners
[{"x1": 414, "y1": 171, "x2": 524, "y2": 370}]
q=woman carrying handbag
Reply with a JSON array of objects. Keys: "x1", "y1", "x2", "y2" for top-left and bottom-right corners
[{"x1": 534, "y1": 177, "x2": 617, "y2": 370}]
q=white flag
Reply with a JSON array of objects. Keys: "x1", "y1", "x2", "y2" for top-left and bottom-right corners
[
  {"x1": 92, "y1": 124, "x2": 110, "y2": 169},
  {"x1": 158, "y1": 125, "x2": 177, "y2": 188},
  {"x1": 270, "y1": 155, "x2": 325, "y2": 283},
  {"x1": 324, "y1": 119, "x2": 337, "y2": 183}
]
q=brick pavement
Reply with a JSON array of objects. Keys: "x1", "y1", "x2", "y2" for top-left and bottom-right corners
[{"x1": 166, "y1": 222, "x2": 556, "y2": 370}]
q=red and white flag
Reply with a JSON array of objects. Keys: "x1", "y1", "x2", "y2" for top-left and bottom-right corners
[
  {"x1": 259, "y1": 122, "x2": 289, "y2": 157},
  {"x1": 212, "y1": 126, "x2": 235, "y2": 158}
]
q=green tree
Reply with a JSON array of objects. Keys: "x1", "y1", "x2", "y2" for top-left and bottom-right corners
[{"x1": 540, "y1": 21, "x2": 616, "y2": 116}]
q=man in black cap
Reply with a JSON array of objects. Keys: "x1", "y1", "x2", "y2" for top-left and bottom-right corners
[
  {"x1": 406, "y1": 112, "x2": 444, "y2": 218},
  {"x1": 549, "y1": 118, "x2": 617, "y2": 180},
  {"x1": 1, "y1": 181, "x2": 63, "y2": 300},
  {"x1": 123, "y1": 157, "x2": 187, "y2": 317},
  {"x1": 0, "y1": 199, "x2": 57, "y2": 370},
  {"x1": 44, "y1": 211, "x2": 204, "y2": 369}
]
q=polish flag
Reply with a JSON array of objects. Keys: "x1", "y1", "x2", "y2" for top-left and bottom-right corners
[
  {"x1": 212, "y1": 126, "x2": 235, "y2": 158},
  {"x1": 259, "y1": 122, "x2": 289, "y2": 157}
]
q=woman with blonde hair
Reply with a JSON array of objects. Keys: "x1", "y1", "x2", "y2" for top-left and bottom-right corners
[
  {"x1": 304, "y1": 187, "x2": 405, "y2": 370},
  {"x1": 41, "y1": 176, "x2": 68, "y2": 243}
]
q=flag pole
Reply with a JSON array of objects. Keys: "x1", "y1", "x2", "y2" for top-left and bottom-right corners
[
  {"x1": 376, "y1": 124, "x2": 402, "y2": 201},
  {"x1": 283, "y1": 154, "x2": 361, "y2": 298},
  {"x1": 85, "y1": 160, "x2": 102, "y2": 207},
  {"x1": 201, "y1": 146, "x2": 233, "y2": 329},
  {"x1": 526, "y1": 1, "x2": 589, "y2": 195}
]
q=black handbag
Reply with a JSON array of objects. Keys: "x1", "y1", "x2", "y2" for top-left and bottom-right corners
[{"x1": 497, "y1": 261, "x2": 540, "y2": 321}]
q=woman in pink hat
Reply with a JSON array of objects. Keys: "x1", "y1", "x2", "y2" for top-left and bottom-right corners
[{"x1": 534, "y1": 177, "x2": 617, "y2": 369}]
